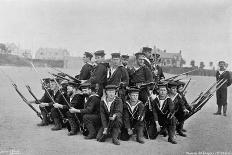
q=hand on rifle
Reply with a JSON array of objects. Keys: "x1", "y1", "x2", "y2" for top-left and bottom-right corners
[
  {"x1": 53, "y1": 103, "x2": 63, "y2": 109},
  {"x1": 40, "y1": 102, "x2": 49, "y2": 107},
  {"x1": 156, "y1": 121, "x2": 161, "y2": 132},
  {"x1": 103, "y1": 128, "x2": 108, "y2": 135},
  {"x1": 80, "y1": 80, "x2": 87, "y2": 84},
  {"x1": 183, "y1": 109, "x2": 190, "y2": 115},
  {"x1": 109, "y1": 114, "x2": 117, "y2": 121},
  {"x1": 128, "y1": 128, "x2": 133, "y2": 136},
  {"x1": 69, "y1": 107, "x2": 80, "y2": 113},
  {"x1": 138, "y1": 115, "x2": 144, "y2": 121}
]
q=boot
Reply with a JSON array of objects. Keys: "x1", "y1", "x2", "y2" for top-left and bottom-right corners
[
  {"x1": 168, "y1": 125, "x2": 177, "y2": 144},
  {"x1": 177, "y1": 130, "x2": 187, "y2": 137},
  {"x1": 85, "y1": 123, "x2": 96, "y2": 139},
  {"x1": 177, "y1": 122, "x2": 186, "y2": 137},
  {"x1": 112, "y1": 128, "x2": 120, "y2": 145},
  {"x1": 223, "y1": 105, "x2": 227, "y2": 116},
  {"x1": 37, "y1": 111, "x2": 49, "y2": 126},
  {"x1": 214, "y1": 105, "x2": 222, "y2": 115},
  {"x1": 68, "y1": 118, "x2": 78, "y2": 136},
  {"x1": 160, "y1": 127, "x2": 168, "y2": 137},
  {"x1": 136, "y1": 127, "x2": 145, "y2": 144},
  {"x1": 51, "y1": 118, "x2": 62, "y2": 131}
]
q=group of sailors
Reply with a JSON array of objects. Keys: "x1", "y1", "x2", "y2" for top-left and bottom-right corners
[{"x1": 28, "y1": 47, "x2": 202, "y2": 145}]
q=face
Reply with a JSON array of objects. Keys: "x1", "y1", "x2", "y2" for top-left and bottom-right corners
[
  {"x1": 50, "y1": 81, "x2": 58, "y2": 91},
  {"x1": 82, "y1": 54, "x2": 90, "y2": 63},
  {"x1": 170, "y1": 87, "x2": 177, "y2": 94},
  {"x1": 121, "y1": 58, "x2": 128, "y2": 66},
  {"x1": 136, "y1": 57, "x2": 144, "y2": 66},
  {"x1": 67, "y1": 85, "x2": 74, "y2": 95},
  {"x1": 178, "y1": 85, "x2": 184, "y2": 93},
  {"x1": 111, "y1": 57, "x2": 120, "y2": 66},
  {"x1": 219, "y1": 62, "x2": 225, "y2": 70},
  {"x1": 106, "y1": 89, "x2": 116, "y2": 99},
  {"x1": 129, "y1": 92, "x2": 139, "y2": 102},
  {"x1": 158, "y1": 87, "x2": 167, "y2": 97},
  {"x1": 95, "y1": 55, "x2": 104, "y2": 63},
  {"x1": 82, "y1": 88, "x2": 91, "y2": 95},
  {"x1": 144, "y1": 52, "x2": 151, "y2": 58}
]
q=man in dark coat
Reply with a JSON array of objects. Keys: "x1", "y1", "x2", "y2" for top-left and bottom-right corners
[
  {"x1": 129, "y1": 52, "x2": 153, "y2": 104},
  {"x1": 214, "y1": 61, "x2": 232, "y2": 116},
  {"x1": 168, "y1": 81, "x2": 189, "y2": 137},
  {"x1": 64, "y1": 82, "x2": 85, "y2": 136},
  {"x1": 29, "y1": 78, "x2": 53, "y2": 126},
  {"x1": 150, "y1": 82, "x2": 177, "y2": 144},
  {"x1": 177, "y1": 81, "x2": 193, "y2": 133},
  {"x1": 46, "y1": 79, "x2": 70, "y2": 131},
  {"x1": 77, "y1": 52, "x2": 94, "y2": 80},
  {"x1": 89, "y1": 50, "x2": 109, "y2": 97},
  {"x1": 69, "y1": 83, "x2": 101, "y2": 139},
  {"x1": 96, "y1": 85, "x2": 123, "y2": 145},
  {"x1": 121, "y1": 87, "x2": 145, "y2": 144},
  {"x1": 107, "y1": 53, "x2": 129, "y2": 103},
  {"x1": 142, "y1": 47, "x2": 165, "y2": 82}
]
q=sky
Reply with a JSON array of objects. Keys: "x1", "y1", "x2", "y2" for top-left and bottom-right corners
[{"x1": 0, "y1": 0, "x2": 232, "y2": 69}]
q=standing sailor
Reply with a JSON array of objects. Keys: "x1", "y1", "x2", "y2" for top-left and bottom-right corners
[
  {"x1": 214, "y1": 61, "x2": 231, "y2": 116},
  {"x1": 89, "y1": 50, "x2": 109, "y2": 97},
  {"x1": 77, "y1": 52, "x2": 94, "y2": 80}
]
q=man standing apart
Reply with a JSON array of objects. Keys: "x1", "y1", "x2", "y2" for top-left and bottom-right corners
[{"x1": 214, "y1": 61, "x2": 231, "y2": 116}]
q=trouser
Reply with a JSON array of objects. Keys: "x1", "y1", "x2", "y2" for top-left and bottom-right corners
[
  {"x1": 39, "y1": 105, "x2": 53, "y2": 123},
  {"x1": 96, "y1": 119, "x2": 122, "y2": 140},
  {"x1": 121, "y1": 121, "x2": 144, "y2": 141},
  {"x1": 216, "y1": 88, "x2": 228, "y2": 113},
  {"x1": 156, "y1": 114, "x2": 176, "y2": 140},
  {"x1": 51, "y1": 107, "x2": 68, "y2": 126},
  {"x1": 83, "y1": 114, "x2": 101, "y2": 136}
]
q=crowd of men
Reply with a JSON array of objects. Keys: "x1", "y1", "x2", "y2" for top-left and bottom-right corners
[{"x1": 28, "y1": 47, "x2": 231, "y2": 145}]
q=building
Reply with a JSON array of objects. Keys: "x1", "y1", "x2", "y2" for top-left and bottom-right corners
[
  {"x1": 35, "y1": 48, "x2": 70, "y2": 60},
  {"x1": 154, "y1": 47, "x2": 184, "y2": 67}
]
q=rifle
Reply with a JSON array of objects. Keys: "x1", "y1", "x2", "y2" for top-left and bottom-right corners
[
  {"x1": 185, "y1": 79, "x2": 227, "y2": 121},
  {"x1": 0, "y1": 69, "x2": 42, "y2": 120},
  {"x1": 164, "y1": 68, "x2": 198, "y2": 82},
  {"x1": 48, "y1": 72, "x2": 71, "y2": 82},
  {"x1": 182, "y1": 78, "x2": 191, "y2": 95},
  {"x1": 52, "y1": 77, "x2": 88, "y2": 135},
  {"x1": 50, "y1": 67, "x2": 81, "y2": 83},
  {"x1": 30, "y1": 62, "x2": 70, "y2": 126},
  {"x1": 25, "y1": 85, "x2": 52, "y2": 122}
]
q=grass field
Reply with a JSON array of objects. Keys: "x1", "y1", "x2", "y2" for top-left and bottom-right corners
[{"x1": 0, "y1": 66, "x2": 231, "y2": 155}]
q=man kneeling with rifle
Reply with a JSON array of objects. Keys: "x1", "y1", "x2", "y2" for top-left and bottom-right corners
[
  {"x1": 96, "y1": 85, "x2": 123, "y2": 145},
  {"x1": 150, "y1": 82, "x2": 177, "y2": 144},
  {"x1": 121, "y1": 86, "x2": 145, "y2": 144},
  {"x1": 69, "y1": 83, "x2": 101, "y2": 139}
]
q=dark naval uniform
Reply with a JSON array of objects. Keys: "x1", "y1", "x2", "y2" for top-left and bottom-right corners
[
  {"x1": 129, "y1": 65, "x2": 153, "y2": 103},
  {"x1": 37, "y1": 89, "x2": 53, "y2": 125},
  {"x1": 79, "y1": 62, "x2": 93, "y2": 80},
  {"x1": 107, "y1": 65, "x2": 129, "y2": 103},
  {"x1": 151, "y1": 96, "x2": 177, "y2": 144},
  {"x1": 81, "y1": 94, "x2": 101, "y2": 138},
  {"x1": 170, "y1": 93, "x2": 187, "y2": 137},
  {"x1": 89, "y1": 62, "x2": 109, "y2": 97},
  {"x1": 96, "y1": 97, "x2": 123, "y2": 144},
  {"x1": 121, "y1": 100, "x2": 145, "y2": 143},
  {"x1": 66, "y1": 93, "x2": 85, "y2": 135},
  {"x1": 50, "y1": 90, "x2": 70, "y2": 130},
  {"x1": 216, "y1": 70, "x2": 231, "y2": 114}
]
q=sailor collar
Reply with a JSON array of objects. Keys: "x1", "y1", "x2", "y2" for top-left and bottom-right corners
[{"x1": 103, "y1": 97, "x2": 116, "y2": 112}]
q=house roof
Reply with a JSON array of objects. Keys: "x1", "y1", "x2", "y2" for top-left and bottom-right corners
[{"x1": 154, "y1": 50, "x2": 182, "y2": 59}]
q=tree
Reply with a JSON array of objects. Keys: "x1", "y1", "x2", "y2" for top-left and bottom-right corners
[
  {"x1": 180, "y1": 58, "x2": 186, "y2": 67},
  {"x1": 209, "y1": 61, "x2": 213, "y2": 67},
  {"x1": 200, "y1": 61, "x2": 205, "y2": 69},
  {"x1": 190, "y1": 60, "x2": 195, "y2": 68}
]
